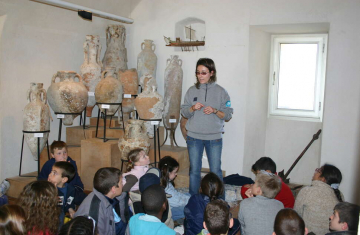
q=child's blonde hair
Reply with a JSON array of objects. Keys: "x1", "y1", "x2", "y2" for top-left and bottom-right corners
[
  {"x1": 126, "y1": 148, "x2": 145, "y2": 172},
  {"x1": 255, "y1": 171, "x2": 282, "y2": 199}
]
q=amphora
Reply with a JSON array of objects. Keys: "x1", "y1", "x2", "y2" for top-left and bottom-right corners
[
  {"x1": 80, "y1": 35, "x2": 102, "y2": 117},
  {"x1": 118, "y1": 68, "x2": 138, "y2": 123},
  {"x1": 47, "y1": 71, "x2": 88, "y2": 125},
  {"x1": 23, "y1": 83, "x2": 51, "y2": 160},
  {"x1": 137, "y1": 39, "x2": 157, "y2": 83},
  {"x1": 95, "y1": 67, "x2": 123, "y2": 116},
  {"x1": 134, "y1": 76, "x2": 164, "y2": 138},
  {"x1": 118, "y1": 119, "x2": 150, "y2": 160},
  {"x1": 102, "y1": 25, "x2": 127, "y2": 71}
]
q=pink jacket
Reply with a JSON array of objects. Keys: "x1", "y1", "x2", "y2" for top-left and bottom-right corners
[{"x1": 122, "y1": 165, "x2": 149, "y2": 191}]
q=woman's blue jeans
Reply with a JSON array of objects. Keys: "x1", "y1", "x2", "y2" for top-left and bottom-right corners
[{"x1": 186, "y1": 136, "x2": 223, "y2": 195}]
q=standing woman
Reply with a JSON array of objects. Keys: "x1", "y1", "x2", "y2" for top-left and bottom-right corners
[{"x1": 181, "y1": 58, "x2": 233, "y2": 195}]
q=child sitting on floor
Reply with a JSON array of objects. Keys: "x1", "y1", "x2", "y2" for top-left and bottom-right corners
[
  {"x1": 184, "y1": 172, "x2": 240, "y2": 235},
  {"x1": 122, "y1": 148, "x2": 150, "y2": 192},
  {"x1": 273, "y1": 208, "x2": 308, "y2": 235},
  {"x1": 241, "y1": 157, "x2": 295, "y2": 208},
  {"x1": 39, "y1": 141, "x2": 84, "y2": 194},
  {"x1": 48, "y1": 161, "x2": 81, "y2": 226},
  {"x1": 327, "y1": 202, "x2": 360, "y2": 234},
  {"x1": 198, "y1": 199, "x2": 234, "y2": 235},
  {"x1": 127, "y1": 184, "x2": 180, "y2": 235},
  {"x1": 159, "y1": 156, "x2": 190, "y2": 221},
  {"x1": 238, "y1": 170, "x2": 284, "y2": 235},
  {"x1": 17, "y1": 181, "x2": 60, "y2": 235}
]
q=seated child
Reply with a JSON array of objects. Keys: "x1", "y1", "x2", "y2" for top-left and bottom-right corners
[
  {"x1": 39, "y1": 141, "x2": 84, "y2": 192},
  {"x1": 75, "y1": 167, "x2": 131, "y2": 235},
  {"x1": 159, "y1": 156, "x2": 190, "y2": 221},
  {"x1": 326, "y1": 202, "x2": 360, "y2": 235},
  {"x1": 241, "y1": 157, "x2": 295, "y2": 208},
  {"x1": 122, "y1": 148, "x2": 150, "y2": 192},
  {"x1": 273, "y1": 208, "x2": 308, "y2": 235},
  {"x1": 238, "y1": 170, "x2": 284, "y2": 235},
  {"x1": 127, "y1": 184, "x2": 180, "y2": 235},
  {"x1": 0, "y1": 204, "x2": 26, "y2": 234},
  {"x1": 59, "y1": 215, "x2": 97, "y2": 235},
  {"x1": 17, "y1": 181, "x2": 60, "y2": 235},
  {"x1": 47, "y1": 161, "x2": 79, "y2": 226},
  {"x1": 184, "y1": 172, "x2": 240, "y2": 235},
  {"x1": 198, "y1": 199, "x2": 234, "y2": 235}
]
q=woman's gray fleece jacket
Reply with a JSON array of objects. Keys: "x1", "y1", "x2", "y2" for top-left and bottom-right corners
[{"x1": 181, "y1": 82, "x2": 233, "y2": 140}]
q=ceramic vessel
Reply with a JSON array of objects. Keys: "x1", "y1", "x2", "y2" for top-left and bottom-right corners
[
  {"x1": 118, "y1": 119, "x2": 150, "y2": 160},
  {"x1": 95, "y1": 67, "x2": 123, "y2": 116},
  {"x1": 180, "y1": 116, "x2": 188, "y2": 140},
  {"x1": 80, "y1": 35, "x2": 102, "y2": 117},
  {"x1": 102, "y1": 24, "x2": 127, "y2": 71},
  {"x1": 47, "y1": 71, "x2": 88, "y2": 125},
  {"x1": 137, "y1": 39, "x2": 157, "y2": 83},
  {"x1": 118, "y1": 68, "x2": 138, "y2": 114},
  {"x1": 134, "y1": 76, "x2": 164, "y2": 138},
  {"x1": 163, "y1": 55, "x2": 183, "y2": 131},
  {"x1": 23, "y1": 83, "x2": 51, "y2": 160}
]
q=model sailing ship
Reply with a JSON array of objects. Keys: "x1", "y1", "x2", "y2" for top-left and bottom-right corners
[{"x1": 164, "y1": 25, "x2": 205, "y2": 51}]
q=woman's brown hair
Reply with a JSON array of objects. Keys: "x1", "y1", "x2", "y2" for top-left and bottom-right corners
[
  {"x1": 17, "y1": 181, "x2": 60, "y2": 235},
  {"x1": 0, "y1": 204, "x2": 26, "y2": 235},
  {"x1": 195, "y1": 58, "x2": 217, "y2": 89}
]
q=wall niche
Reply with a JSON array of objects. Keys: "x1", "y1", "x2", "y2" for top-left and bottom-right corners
[{"x1": 174, "y1": 17, "x2": 206, "y2": 51}]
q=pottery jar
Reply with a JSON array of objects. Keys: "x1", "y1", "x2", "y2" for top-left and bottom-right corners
[
  {"x1": 47, "y1": 71, "x2": 88, "y2": 125},
  {"x1": 102, "y1": 24, "x2": 128, "y2": 71},
  {"x1": 23, "y1": 83, "x2": 51, "y2": 160},
  {"x1": 137, "y1": 39, "x2": 157, "y2": 83},
  {"x1": 163, "y1": 55, "x2": 183, "y2": 131},
  {"x1": 118, "y1": 119, "x2": 150, "y2": 160},
  {"x1": 95, "y1": 67, "x2": 123, "y2": 116},
  {"x1": 134, "y1": 77, "x2": 164, "y2": 138},
  {"x1": 80, "y1": 35, "x2": 102, "y2": 117},
  {"x1": 118, "y1": 68, "x2": 138, "y2": 114}
]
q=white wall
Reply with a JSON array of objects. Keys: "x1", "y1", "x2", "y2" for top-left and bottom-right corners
[
  {"x1": 243, "y1": 27, "x2": 270, "y2": 179},
  {"x1": 0, "y1": 0, "x2": 134, "y2": 180},
  {"x1": 127, "y1": 0, "x2": 360, "y2": 203}
]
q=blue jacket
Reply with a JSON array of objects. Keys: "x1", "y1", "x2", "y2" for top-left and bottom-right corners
[
  {"x1": 38, "y1": 156, "x2": 84, "y2": 190},
  {"x1": 184, "y1": 194, "x2": 210, "y2": 235},
  {"x1": 128, "y1": 214, "x2": 175, "y2": 235},
  {"x1": 165, "y1": 182, "x2": 190, "y2": 208}
]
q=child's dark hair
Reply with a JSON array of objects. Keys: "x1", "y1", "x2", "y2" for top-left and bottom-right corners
[
  {"x1": 17, "y1": 181, "x2": 60, "y2": 235},
  {"x1": 50, "y1": 140, "x2": 67, "y2": 154},
  {"x1": 141, "y1": 184, "x2": 166, "y2": 216},
  {"x1": 93, "y1": 167, "x2": 121, "y2": 195},
  {"x1": 204, "y1": 200, "x2": 230, "y2": 235},
  {"x1": 200, "y1": 172, "x2": 224, "y2": 201},
  {"x1": 0, "y1": 204, "x2": 26, "y2": 235},
  {"x1": 195, "y1": 58, "x2": 217, "y2": 89},
  {"x1": 252, "y1": 157, "x2": 276, "y2": 173},
  {"x1": 158, "y1": 156, "x2": 179, "y2": 187},
  {"x1": 54, "y1": 161, "x2": 76, "y2": 182},
  {"x1": 334, "y1": 202, "x2": 360, "y2": 231},
  {"x1": 320, "y1": 164, "x2": 343, "y2": 202},
  {"x1": 59, "y1": 216, "x2": 97, "y2": 235},
  {"x1": 274, "y1": 209, "x2": 305, "y2": 235},
  {"x1": 126, "y1": 148, "x2": 145, "y2": 172}
]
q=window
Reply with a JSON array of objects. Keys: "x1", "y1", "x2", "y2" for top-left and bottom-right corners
[{"x1": 268, "y1": 34, "x2": 328, "y2": 122}]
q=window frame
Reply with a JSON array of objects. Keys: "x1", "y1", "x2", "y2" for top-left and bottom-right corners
[{"x1": 268, "y1": 34, "x2": 328, "y2": 122}]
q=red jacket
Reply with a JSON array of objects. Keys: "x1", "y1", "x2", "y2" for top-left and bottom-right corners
[{"x1": 240, "y1": 177, "x2": 295, "y2": 208}]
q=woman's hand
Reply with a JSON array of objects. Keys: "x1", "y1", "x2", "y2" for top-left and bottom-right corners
[
  {"x1": 191, "y1": 102, "x2": 204, "y2": 112},
  {"x1": 203, "y1": 106, "x2": 216, "y2": 115}
]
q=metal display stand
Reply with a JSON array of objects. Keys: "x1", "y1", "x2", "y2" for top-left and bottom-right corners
[
  {"x1": 140, "y1": 118, "x2": 162, "y2": 167},
  {"x1": 55, "y1": 112, "x2": 83, "y2": 141},
  {"x1": 79, "y1": 108, "x2": 90, "y2": 129},
  {"x1": 19, "y1": 130, "x2": 50, "y2": 177},
  {"x1": 161, "y1": 116, "x2": 179, "y2": 147},
  {"x1": 95, "y1": 102, "x2": 123, "y2": 142}
]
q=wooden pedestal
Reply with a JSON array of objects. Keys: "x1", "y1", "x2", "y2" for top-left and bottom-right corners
[
  {"x1": 174, "y1": 168, "x2": 226, "y2": 188},
  {"x1": 6, "y1": 172, "x2": 37, "y2": 198},
  {"x1": 66, "y1": 126, "x2": 124, "y2": 146},
  {"x1": 80, "y1": 138, "x2": 121, "y2": 191},
  {"x1": 89, "y1": 117, "x2": 121, "y2": 128}
]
